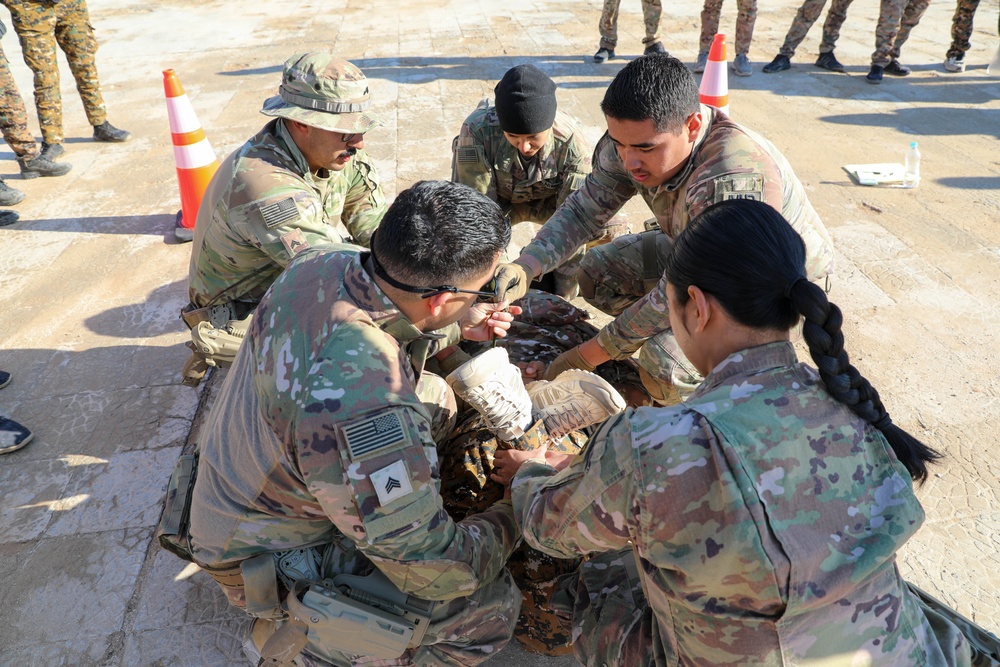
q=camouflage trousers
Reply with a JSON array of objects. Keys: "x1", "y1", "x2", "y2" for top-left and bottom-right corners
[
  {"x1": 578, "y1": 230, "x2": 703, "y2": 406},
  {"x1": 599, "y1": 0, "x2": 663, "y2": 49},
  {"x1": 698, "y1": 0, "x2": 759, "y2": 56},
  {"x1": 872, "y1": 0, "x2": 931, "y2": 66},
  {"x1": 3, "y1": 0, "x2": 107, "y2": 144},
  {"x1": 946, "y1": 0, "x2": 1000, "y2": 58},
  {"x1": 0, "y1": 43, "x2": 36, "y2": 158},
  {"x1": 777, "y1": 0, "x2": 857, "y2": 57}
]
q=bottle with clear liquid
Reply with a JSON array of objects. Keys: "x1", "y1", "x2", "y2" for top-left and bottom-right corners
[{"x1": 903, "y1": 141, "x2": 920, "y2": 188}]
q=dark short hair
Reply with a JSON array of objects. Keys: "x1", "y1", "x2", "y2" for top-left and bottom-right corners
[
  {"x1": 600, "y1": 54, "x2": 700, "y2": 132},
  {"x1": 372, "y1": 180, "x2": 511, "y2": 286}
]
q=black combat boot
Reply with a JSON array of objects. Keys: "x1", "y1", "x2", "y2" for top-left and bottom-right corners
[
  {"x1": 0, "y1": 179, "x2": 25, "y2": 206},
  {"x1": 762, "y1": 54, "x2": 791, "y2": 73},
  {"x1": 19, "y1": 152, "x2": 72, "y2": 179},
  {"x1": 866, "y1": 64, "x2": 884, "y2": 84},
  {"x1": 815, "y1": 52, "x2": 845, "y2": 72},
  {"x1": 93, "y1": 121, "x2": 131, "y2": 142}
]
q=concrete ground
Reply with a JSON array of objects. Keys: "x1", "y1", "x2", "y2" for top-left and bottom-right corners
[{"x1": 0, "y1": 0, "x2": 998, "y2": 664}]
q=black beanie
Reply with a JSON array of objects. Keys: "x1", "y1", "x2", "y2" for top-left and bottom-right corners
[{"x1": 493, "y1": 64, "x2": 557, "y2": 135}]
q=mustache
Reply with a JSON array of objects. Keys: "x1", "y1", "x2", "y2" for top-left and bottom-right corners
[{"x1": 344, "y1": 147, "x2": 358, "y2": 157}]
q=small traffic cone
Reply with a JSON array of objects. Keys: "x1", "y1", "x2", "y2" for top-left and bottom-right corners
[
  {"x1": 699, "y1": 34, "x2": 730, "y2": 116},
  {"x1": 163, "y1": 69, "x2": 219, "y2": 243}
]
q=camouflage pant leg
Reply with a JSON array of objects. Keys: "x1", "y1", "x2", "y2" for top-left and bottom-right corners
[
  {"x1": 946, "y1": 0, "x2": 981, "y2": 58},
  {"x1": 555, "y1": 548, "x2": 664, "y2": 666},
  {"x1": 889, "y1": 0, "x2": 931, "y2": 59},
  {"x1": 598, "y1": 0, "x2": 621, "y2": 49},
  {"x1": 416, "y1": 372, "x2": 458, "y2": 445},
  {"x1": 778, "y1": 0, "x2": 829, "y2": 57},
  {"x1": 641, "y1": 0, "x2": 663, "y2": 46},
  {"x1": 818, "y1": 0, "x2": 857, "y2": 53},
  {"x1": 577, "y1": 230, "x2": 672, "y2": 317},
  {"x1": 5, "y1": 0, "x2": 63, "y2": 143},
  {"x1": 53, "y1": 0, "x2": 106, "y2": 126},
  {"x1": 734, "y1": 0, "x2": 759, "y2": 55},
  {"x1": 636, "y1": 329, "x2": 703, "y2": 406},
  {"x1": 0, "y1": 44, "x2": 36, "y2": 158},
  {"x1": 872, "y1": 0, "x2": 907, "y2": 66},
  {"x1": 698, "y1": 0, "x2": 725, "y2": 52}
]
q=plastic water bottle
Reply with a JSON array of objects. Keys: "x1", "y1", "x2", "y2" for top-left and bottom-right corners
[{"x1": 903, "y1": 141, "x2": 920, "y2": 188}]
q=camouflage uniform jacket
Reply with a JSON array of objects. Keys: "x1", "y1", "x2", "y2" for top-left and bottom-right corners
[
  {"x1": 188, "y1": 246, "x2": 520, "y2": 601},
  {"x1": 518, "y1": 107, "x2": 835, "y2": 358},
  {"x1": 187, "y1": 118, "x2": 387, "y2": 309},
  {"x1": 512, "y1": 342, "x2": 966, "y2": 665},
  {"x1": 453, "y1": 105, "x2": 592, "y2": 224}
]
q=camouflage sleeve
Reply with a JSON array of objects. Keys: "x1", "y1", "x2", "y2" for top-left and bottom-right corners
[
  {"x1": 510, "y1": 411, "x2": 636, "y2": 558},
  {"x1": 289, "y1": 324, "x2": 520, "y2": 600},
  {"x1": 451, "y1": 110, "x2": 497, "y2": 201},
  {"x1": 554, "y1": 130, "x2": 593, "y2": 210},
  {"x1": 518, "y1": 134, "x2": 637, "y2": 277},
  {"x1": 597, "y1": 275, "x2": 671, "y2": 357},
  {"x1": 340, "y1": 151, "x2": 387, "y2": 247}
]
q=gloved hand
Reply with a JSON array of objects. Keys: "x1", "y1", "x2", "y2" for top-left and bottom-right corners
[
  {"x1": 544, "y1": 346, "x2": 597, "y2": 381},
  {"x1": 494, "y1": 261, "x2": 532, "y2": 304}
]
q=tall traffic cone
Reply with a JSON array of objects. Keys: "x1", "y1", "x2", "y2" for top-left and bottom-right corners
[
  {"x1": 163, "y1": 69, "x2": 219, "y2": 243},
  {"x1": 699, "y1": 34, "x2": 730, "y2": 116}
]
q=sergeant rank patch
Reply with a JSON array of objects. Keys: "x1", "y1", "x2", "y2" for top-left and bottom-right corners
[
  {"x1": 370, "y1": 460, "x2": 413, "y2": 506},
  {"x1": 257, "y1": 197, "x2": 299, "y2": 228}
]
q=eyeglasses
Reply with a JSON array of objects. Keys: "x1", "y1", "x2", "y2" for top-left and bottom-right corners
[
  {"x1": 369, "y1": 233, "x2": 499, "y2": 303},
  {"x1": 340, "y1": 133, "x2": 362, "y2": 144}
]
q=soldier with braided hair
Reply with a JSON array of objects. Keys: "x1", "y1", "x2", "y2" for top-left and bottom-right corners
[{"x1": 489, "y1": 199, "x2": 996, "y2": 665}]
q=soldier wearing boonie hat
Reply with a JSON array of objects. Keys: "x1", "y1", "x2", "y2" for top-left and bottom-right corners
[{"x1": 180, "y1": 52, "x2": 388, "y2": 387}]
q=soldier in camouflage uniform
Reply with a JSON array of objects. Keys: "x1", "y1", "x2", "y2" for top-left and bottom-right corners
[
  {"x1": 865, "y1": 0, "x2": 931, "y2": 82},
  {"x1": 493, "y1": 54, "x2": 834, "y2": 406},
  {"x1": 453, "y1": 64, "x2": 600, "y2": 299},
  {"x1": 594, "y1": 0, "x2": 666, "y2": 62},
  {"x1": 187, "y1": 181, "x2": 525, "y2": 666},
  {"x1": 181, "y1": 53, "x2": 389, "y2": 386},
  {"x1": 494, "y1": 200, "x2": 982, "y2": 666},
  {"x1": 0, "y1": 18, "x2": 72, "y2": 219},
  {"x1": 1, "y1": 0, "x2": 129, "y2": 158},
  {"x1": 695, "y1": 0, "x2": 758, "y2": 76},
  {"x1": 943, "y1": 0, "x2": 1000, "y2": 71},
  {"x1": 761, "y1": 0, "x2": 857, "y2": 73}
]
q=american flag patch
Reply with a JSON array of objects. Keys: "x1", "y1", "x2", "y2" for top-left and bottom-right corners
[
  {"x1": 258, "y1": 197, "x2": 299, "y2": 228},
  {"x1": 341, "y1": 411, "x2": 407, "y2": 460},
  {"x1": 456, "y1": 146, "x2": 480, "y2": 164}
]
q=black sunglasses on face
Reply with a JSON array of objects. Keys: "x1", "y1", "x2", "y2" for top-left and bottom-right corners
[{"x1": 369, "y1": 235, "x2": 499, "y2": 303}]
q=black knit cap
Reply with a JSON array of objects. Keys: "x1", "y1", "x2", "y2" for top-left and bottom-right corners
[{"x1": 493, "y1": 64, "x2": 557, "y2": 135}]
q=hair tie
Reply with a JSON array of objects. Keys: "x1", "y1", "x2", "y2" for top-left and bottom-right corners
[
  {"x1": 873, "y1": 413, "x2": 893, "y2": 431},
  {"x1": 784, "y1": 276, "x2": 808, "y2": 298}
]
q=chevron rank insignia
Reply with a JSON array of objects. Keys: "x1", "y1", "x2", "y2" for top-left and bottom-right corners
[
  {"x1": 370, "y1": 460, "x2": 413, "y2": 506},
  {"x1": 257, "y1": 197, "x2": 299, "y2": 228}
]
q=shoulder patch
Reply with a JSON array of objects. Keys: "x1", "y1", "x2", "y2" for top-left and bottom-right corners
[
  {"x1": 339, "y1": 409, "x2": 410, "y2": 461},
  {"x1": 369, "y1": 460, "x2": 414, "y2": 506},
  {"x1": 257, "y1": 197, "x2": 300, "y2": 228},
  {"x1": 714, "y1": 174, "x2": 764, "y2": 203},
  {"x1": 456, "y1": 145, "x2": 482, "y2": 164}
]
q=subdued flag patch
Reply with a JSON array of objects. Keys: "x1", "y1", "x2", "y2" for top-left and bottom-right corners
[
  {"x1": 456, "y1": 146, "x2": 480, "y2": 163},
  {"x1": 342, "y1": 411, "x2": 407, "y2": 461},
  {"x1": 258, "y1": 197, "x2": 299, "y2": 228},
  {"x1": 370, "y1": 460, "x2": 413, "y2": 506}
]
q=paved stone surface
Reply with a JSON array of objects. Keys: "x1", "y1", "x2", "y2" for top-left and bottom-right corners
[{"x1": 0, "y1": 0, "x2": 997, "y2": 664}]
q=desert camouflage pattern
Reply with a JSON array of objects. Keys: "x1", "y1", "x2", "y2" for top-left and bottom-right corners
[
  {"x1": 188, "y1": 246, "x2": 521, "y2": 665},
  {"x1": 699, "y1": 0, "x2": 758, "y2": 55},
  {"x1": 0, "y1": 43, "x2": 36, "y2": 158},
  {"x1": 187, "y1": 118, "x2": 386, "y2": 309},
  {"x1": 946, "y1": 0, "x2": 997, "y2": 58},
  {"x1": 2, "y1": 0, "x2": 106, "y2": 143},
  {"x1": 777, "y1": 0, "x2": 857, "y2": 57},
  {"x1": 872, "y1": 0, "x2": 931, "y2": 65},
  {"x1": 511, "y1": 342, "x2": 974, "y2": 666},
  {"x1": 598, "y1": 0, "x2": 663, "y2": 49}
]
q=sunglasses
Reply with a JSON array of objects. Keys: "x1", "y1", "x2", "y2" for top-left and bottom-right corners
[
  {"x1": 369, "y1": 234, "x2": 499, "y2": 303},
  {"x1": 340, "y1": 133, "x2": 362, "y2": 144}
]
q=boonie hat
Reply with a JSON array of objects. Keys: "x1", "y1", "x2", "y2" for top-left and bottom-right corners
[{"x1": 261, "y1": 52, "x2": 383, "y2": 134}]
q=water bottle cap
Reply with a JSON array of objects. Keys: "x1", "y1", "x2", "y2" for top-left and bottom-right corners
[{"x1": 910, "y1": 141, "x2": 918, "y2": 148}]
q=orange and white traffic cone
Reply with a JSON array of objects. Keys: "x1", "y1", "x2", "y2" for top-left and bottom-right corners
[
  {"x1": 163, "y1": 69, "x2": 219, "y2": 243},
  {"x1": 699, "y1": 34, "x2": 730, "y2": 116}
]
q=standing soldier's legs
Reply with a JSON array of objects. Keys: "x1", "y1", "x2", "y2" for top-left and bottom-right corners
[
  {"x1": 6, "y1": 0, "x2": 63, "y2": 144},
  {"x1": 778, "y1": 0, "x2": 829, "y2": 57},
  {"x1": 735, "y1": 0, "x2": 759, "y2": 55},
  {"x1": 53, "y1": 0, "x2": 107, "y2": 127},
  {"x1": 872, "y1": 0, "x2": 906, "y2": 66},
  {"x1": 889, "y1": 0, "x2": 931, "y2": 59},
  {"x1": 641, "y1": 0, "x2": 663, "y2": 46},
  {"x1": 946, "y1": 0, "x2": 981, "y2": 59},
  {"x1": 0, "y1": 46, "x2": 38, "y2": 159},
  {"x1": 599, "y1": 0, "x2": 621, "y2": 50},
  {"x1": 819, "y1": 0, "x2": 856, "y2": 52},
  {"x1": 698, "y1": 0, "x2": 726, "y2": 53}
]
